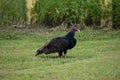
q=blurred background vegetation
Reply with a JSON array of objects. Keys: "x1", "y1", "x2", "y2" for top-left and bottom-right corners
[
  {"x1": 0, "y1": 0, "x2": 26, "y2": 27},
  {"x1": 0, "y1": 0, "x2": 120, "y2": 29}
]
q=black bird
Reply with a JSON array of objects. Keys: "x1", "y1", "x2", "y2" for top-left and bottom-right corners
[{"x1": 36, "y1": 26, "x2": 80, "y2": 58}]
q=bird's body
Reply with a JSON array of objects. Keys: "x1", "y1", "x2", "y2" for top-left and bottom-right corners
[{"x1": 36, "y1": 26, "x2": 80, "y2": 57}]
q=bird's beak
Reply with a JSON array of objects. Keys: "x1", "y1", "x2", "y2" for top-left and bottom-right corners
[{"x1": 78, "y1": 30, "x2": 80, "y2": 32}]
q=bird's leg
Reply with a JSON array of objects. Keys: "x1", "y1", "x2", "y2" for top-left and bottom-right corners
[
  {"x1": 64, "y1": 50, "x2": 67, "y2": 58},
  {"x1": 58, "y1": 52, "x2": 62, "y2": 58}
]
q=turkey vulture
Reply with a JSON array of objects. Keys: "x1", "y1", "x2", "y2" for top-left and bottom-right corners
[{"x1": 35, "y1": 26, "x2": 80, "y2": 58}]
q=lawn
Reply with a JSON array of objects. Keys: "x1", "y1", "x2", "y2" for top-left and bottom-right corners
[{"x1": 0, "y1": 28, "x2": 120, "y2": 80}]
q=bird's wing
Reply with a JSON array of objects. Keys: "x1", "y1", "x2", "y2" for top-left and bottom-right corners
[
  {"x1": 42, "y1": 37, "x2": 69, "y2": 53},
  {"x1": 68, "y1": 38, "x2": 77, "y2": 49},
  {"x1": 72, "y1": 38, "x2": 77, "y2": 48}
]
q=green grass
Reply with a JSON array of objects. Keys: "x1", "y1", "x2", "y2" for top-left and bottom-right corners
[{"x1": 0, "y1": 28, "x2": 120, "y2": 80}]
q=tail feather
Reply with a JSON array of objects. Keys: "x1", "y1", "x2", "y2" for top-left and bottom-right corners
[{"x1": 35, "y1": 49, "x2": 43, "y2": 56}]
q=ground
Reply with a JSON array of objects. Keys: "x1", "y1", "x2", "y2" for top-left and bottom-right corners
[{"x1": 0, "y1": 28, "x2": 120, "y2": 80}]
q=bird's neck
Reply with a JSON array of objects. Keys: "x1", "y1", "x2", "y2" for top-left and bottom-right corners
[{"x1": 65, "y1": 31, "x2": 75, "y2": 38}]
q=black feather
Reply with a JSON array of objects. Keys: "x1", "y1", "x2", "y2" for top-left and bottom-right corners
[{"x1": 36, "y1": 27, "x2": 79, "y2": 57}]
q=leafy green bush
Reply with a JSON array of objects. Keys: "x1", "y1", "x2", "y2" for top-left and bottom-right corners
[
  {"x1": 0, "y1": 0, "x2": 26, "y2": 27},
  {"x1": 113, "y1": 0, "x2": 120, "y2": 29},
  {"x1": 1, "y1": 0, "x2": 118, "y2": 30},
  {"x1": 31, "y1": 0, "x2": 112, "y2": 29},
  {"x1": 31, "y1": 0, "x2": 87, "y2": 27}
]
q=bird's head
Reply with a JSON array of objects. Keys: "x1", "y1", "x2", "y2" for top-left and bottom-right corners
[{"x1": 71, "y1": 25, "x2": 80, "y2": 32}]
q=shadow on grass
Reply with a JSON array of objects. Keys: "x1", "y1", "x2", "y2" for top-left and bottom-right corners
[{"x1": 36, "y1": 54, "x2": 76, "y2": 59}]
